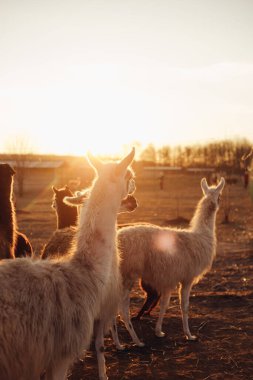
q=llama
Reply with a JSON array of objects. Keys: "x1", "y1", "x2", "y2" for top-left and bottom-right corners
[
  {"x1": 117, "y1": 177, "x2": 225, "y2": 345},
  {"x1": 0, "y1": 163, "x2": 33, "y2": 259},
  {"x1": 0, "y1": 148, "x2": 135, "y2": 380},
  {"x1": 41, "y1": 185, "x2": 137, "y2": 380},
  {"x1": 0, "y1": 163, "x2": 16, "y2": 259},
  {"x1": 61, "y1": 189, "x2": 137, "y2": 380},
  {"x1": 52, "y1": 185, "x2": 78, "y2": 229},
  {"x1": 39, "y1": 185, "x2": 80, "y2": 260}
]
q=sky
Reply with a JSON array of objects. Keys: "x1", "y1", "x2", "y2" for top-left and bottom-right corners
[{"x1": 0, "y1": 0, "x2": 253, "y2": 157}]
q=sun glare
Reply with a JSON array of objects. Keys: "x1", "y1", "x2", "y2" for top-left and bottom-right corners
[{"x1": 30, "y1": 124, "x2": 133, "y2": 158}]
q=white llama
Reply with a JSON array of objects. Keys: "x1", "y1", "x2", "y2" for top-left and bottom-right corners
[
  {"x1": 61, "y1": 185, "x2": 137, "y2": 380},
  {"x1": 0, "y1": 148, "x2": 135, "y2": 380},
  {"x1": 117, "y1": 177, "x2": 225, "y2": 345}
]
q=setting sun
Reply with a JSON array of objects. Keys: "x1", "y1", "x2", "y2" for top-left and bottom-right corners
[{"x1": 1, "y1": 1, "x2": 253, "y2": 156}]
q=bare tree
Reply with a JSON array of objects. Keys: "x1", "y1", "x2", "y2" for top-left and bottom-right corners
[
  {"x1": 157, "y1": 146, "x2": 171, "y2": 165},
  {"x1": 140, "y1": 144, "x2": 157, "y2": 163}
]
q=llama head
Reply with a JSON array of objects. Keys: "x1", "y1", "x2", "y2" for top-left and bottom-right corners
[
  {"x1": 51, "y1": 185, "x2": 74, "y2": 210},
  {"x1": 63, "y1": 190, "x2": 89, "y2": 207},
  {"x1": 0, "y1": 163, "x2": 15, "y2": 176},
  {"x1": 201, "y1": 177, "x2": 225, "y2": 209},
  {"x1": 0, "y1": 163, "x2": 16, "y2": 194},
  {"x1": 87, "y1": 148, "x2": 136, "y2": 203},
  {"x1": 64, "y1": 192, "x2": 138, "y2": 213},
  {"x1": 119, "y1": 194, "x2": 138, "y2": 213}
]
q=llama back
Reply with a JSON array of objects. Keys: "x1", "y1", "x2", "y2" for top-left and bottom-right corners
[
  {"x1": 118, "y1": 224, "x2": 216, "y2": 292},
  {"x1": 41, "y1": 226, "x2": 76, "y2": 259},
  {"x1": 0, "y1": 258, "x2": 100, "y2": 379}
]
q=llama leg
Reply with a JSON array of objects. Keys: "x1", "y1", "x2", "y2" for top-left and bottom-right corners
[
  {"x1": 95, "y1": 321, "x2": 108, "y2": 380},
  {"x1": 120, "y1": 288, "x2": 145, "y2": 347},
  {"x1": 44, "y1": 358, "x2": 71, "y2": 380},
  {"x1": 110, "y1": 317, "x2": 125, "y2": 350},
  {"x1": 155, "y1": 291, "x2": 171, "y2": 337},
  {"x1": 145, "y1": 292, "x2": 161, "y2": 315},
  {"x1": 133, "y1": 280, "x2": 160, "y2": 320},
  {"x1": 180, "y1": 283, "x2": 197, "y2": 340},
  {"x1": 133, "y1": 289, "x2": 160, "y2": 320}
]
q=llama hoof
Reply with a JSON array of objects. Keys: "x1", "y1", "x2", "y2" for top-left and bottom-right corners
[
  {"x1": 155, "y1": 331, "x2": 165, "y2": 338},
  {"x1": 137, "y1": 341, "x2": 145, "y2": 347},
  {"x1": 99, "y1": 375, "x2": 108, "y2": 380},
  {"x1": 186, "y1": 334, "x2": 198, "y2": 341},
  {"x1": 116, "y1": 344, "x2": 125, "y2": 351},
  {"x1": 131, "y1": 315, "x2": 140, "y2": 321}
]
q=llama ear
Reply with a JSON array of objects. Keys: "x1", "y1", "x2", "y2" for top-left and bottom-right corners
[
  {"x1": 9, "y1": 165, "x2": 15, "y2": 175},
  {"x1": 63, "y1": 195, "x2": 87, "y2": 207},
  {"x1": 52, "y1": 186, "x2": 58, "y2": 194},
  {"x1": 216, "y1": 177, "x2": 225, "y2": 192},
  {"x1": 86, "y1": 152, "x2": 103, "y2": 172},
  {"x1": 201, "y1": 178, "x2": 209, "y2": 195},
  {"x1": 115, "y1": 147, "x2": 135, "y2": 175}
]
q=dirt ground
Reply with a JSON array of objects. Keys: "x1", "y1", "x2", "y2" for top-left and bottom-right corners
[{"x1": 16, "y1": 172, "x2": 253, "y2": 380}]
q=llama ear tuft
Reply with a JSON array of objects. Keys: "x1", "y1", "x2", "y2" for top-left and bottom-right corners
[
  {"x1": 86, "y1": 152, "x2": 103, "y2": 172},
  {"x1": 115, "y1": 147, "x2": 135, "y2": 175},
  {"x1": 216, "y1": 177, "x2": 225, "y2": 192},
  {"x1": 63, "y1": 195, "x2": 87, "y2": 207},
  {"x1": 201, "y1": 178, "x2": 209, "y2": 195}
]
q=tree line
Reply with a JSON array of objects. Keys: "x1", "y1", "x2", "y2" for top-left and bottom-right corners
[{"x1": 139, "y1": 138, "x2": 252, "y2": 172}]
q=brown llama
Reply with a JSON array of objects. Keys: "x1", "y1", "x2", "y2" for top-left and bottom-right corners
[
  {"x1": 0, "y1": 163, "x2": 33, "y2": 259},
  {"x1": 0, "y1": 163, "x2": 16, "y2": 259},
  {"x1": 52, "y1": 185, "x2": 78, "y2": 229},
  {"x1": 0, "y1": 148, "x2": 135, "y2": 380}
]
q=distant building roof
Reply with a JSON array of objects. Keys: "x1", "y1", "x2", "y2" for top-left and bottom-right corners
[
  {"x1": 144, "y1": 166, "x2": 216, "y2": 173},
  {"x1": 0, "y1": 160, "x2": 66, "y2": 169},
  {"x1": 186, "y1": 167, "x2": 215, "y2": 172},
  {"x1": 144, "y1": 166, "x2": 182, "y2": 171}
]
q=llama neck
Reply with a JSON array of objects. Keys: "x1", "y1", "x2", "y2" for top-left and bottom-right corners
[
  {"x1": 73, "y1": 180, "x2": 120, "y2": 261},
  {"x1": 0, "y1": 181, "x2": 16, "y2": 256},
  {"x1": 0, "y1": 197, "x2": 15, "y2": 237},
  {"x1": 57, "y1": 207, "x2": 78, "y2": 229},
  {"x1": 190, "y1": 197, "x2": 217, "y2": 236}
]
